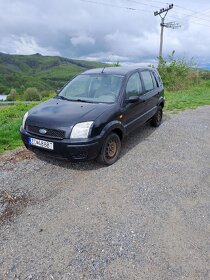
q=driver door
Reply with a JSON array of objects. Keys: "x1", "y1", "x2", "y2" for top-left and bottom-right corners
[{"x1": 122, "y1": 71, "x2": 147, "y2": 133}]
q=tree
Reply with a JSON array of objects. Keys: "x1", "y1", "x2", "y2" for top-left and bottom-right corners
[
  {"x1": 24, "y1": 87, "x2": 41, "y2": 101},
  {"x1": 7, "y1": 88, "x2": 17, "y2": 101}
]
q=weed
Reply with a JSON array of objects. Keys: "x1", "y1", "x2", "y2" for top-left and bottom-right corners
[{"x1": 158, "y1": 51, "x2": 200, "y2": 91}]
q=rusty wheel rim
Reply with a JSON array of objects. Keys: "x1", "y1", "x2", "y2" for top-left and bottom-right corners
[
  {"x1": 157, "y1": 110, "x2": 162, "y2": 123},
  {"x1": 105, "y1": 139, "x2": 117, "y2": 159}
]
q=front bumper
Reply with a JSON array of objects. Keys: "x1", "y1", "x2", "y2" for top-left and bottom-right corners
[{"x1": 20, "y1": 127, "x2": 102, "y2": 161}]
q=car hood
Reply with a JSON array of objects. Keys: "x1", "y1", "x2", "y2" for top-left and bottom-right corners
[{"x1": 27, "y1": 98, "x2": 113, "y2": 128}]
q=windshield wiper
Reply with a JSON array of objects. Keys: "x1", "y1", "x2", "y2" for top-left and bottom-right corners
[
  {"x1": 72, "y1": 99, "x2": 96, "y2": 103},
  {"x1": 56, "y1": 96, "x2": 95, "y2": 103},
  {"x1": 57, "y1": 95, "x2": 70, "y2": 101}
]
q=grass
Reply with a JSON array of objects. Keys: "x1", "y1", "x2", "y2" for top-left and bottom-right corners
[
  {"x1": 0, "y1": 103, "x2": 38, "y2": 153},
  {"x1": 0, "y1": 80, "x2": 210, "y2": 154},
  {"x1": 165, "y1": 80, "x2": 210, "y2": 111}
]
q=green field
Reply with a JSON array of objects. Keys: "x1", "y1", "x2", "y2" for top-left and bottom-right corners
[
  {"x1": 0, "y1": 80, "x2": 210, "y2": 154},
  {"x1": 165, "y1": 80, "x2": 210, "y2": 111}
]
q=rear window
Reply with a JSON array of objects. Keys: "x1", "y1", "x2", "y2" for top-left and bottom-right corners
[
  {"x1": 153, "y1": 71, "x2": 162, "y2": 87},
  {"x1": 141, "y1": 71, "x2": 154, "y2": 92},
  {"x1": 151, "y1": 71, "x2": 159, "y2": 88}
]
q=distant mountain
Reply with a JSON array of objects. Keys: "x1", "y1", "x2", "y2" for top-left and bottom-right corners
[{"x1": 0, "y1": 53, "x2": 107, "y2": 94}]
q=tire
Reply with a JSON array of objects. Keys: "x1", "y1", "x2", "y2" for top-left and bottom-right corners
[
  {"x1": 97, "y1": 133, "x2": 121, "y2": 165},
  {"x1": 150, "y1": 107, "x2": 163, "y2": 127}
]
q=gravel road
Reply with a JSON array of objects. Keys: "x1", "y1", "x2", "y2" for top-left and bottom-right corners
[{"x1": 0, "y1": 106, "x2": 210, "y2": 280}]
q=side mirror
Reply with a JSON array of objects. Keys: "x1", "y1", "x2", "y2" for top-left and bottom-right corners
[
  {"x1": 56, "y1": 89, "x2": 60, "y2": 95},
  {"x1": 128, "y1": 95, "x2": 139, "y2": 103}
]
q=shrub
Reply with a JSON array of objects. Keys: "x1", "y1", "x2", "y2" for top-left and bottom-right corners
[
  {"x1": 7, "y1": 88, "x2": 17, "y2": 101},
  {"x1": 24, "y1": 87, "x2": 41, "y2": 101},
  {"x1": 158, "y1": 51, "x2": 200, "y2": 91},
  {"x1": 40, "y1": 90, "x2": 50, "y2": 98},
  {"x1": 113, "y1": 61, "x2": 121, "y2": 67}
]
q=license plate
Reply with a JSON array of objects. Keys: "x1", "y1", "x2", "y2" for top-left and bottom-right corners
[{"x1": 28, "y1": 137, "x2": 54, "y2": 150}]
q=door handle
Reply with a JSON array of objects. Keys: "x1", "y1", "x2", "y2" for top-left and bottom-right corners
[{"x1": 139, "y1": 97, "x2": 146, "y2": 103}]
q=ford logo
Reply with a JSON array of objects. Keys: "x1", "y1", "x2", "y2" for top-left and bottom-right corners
[{"x1": 39, "y1": 128, "x2": 47, "y2": 135}]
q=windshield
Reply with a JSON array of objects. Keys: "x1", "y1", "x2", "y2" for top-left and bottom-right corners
[{"x1": 58, "y1": 74, "x2": 124, "y2": 103}]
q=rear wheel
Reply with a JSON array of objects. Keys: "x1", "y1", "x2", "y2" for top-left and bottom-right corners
[
  {"x1": 97, "y1": 133, "x2": 121, "y2": 165},
  {"x1": 150, "y1": 107, "x2": 163, "y2": 127}
]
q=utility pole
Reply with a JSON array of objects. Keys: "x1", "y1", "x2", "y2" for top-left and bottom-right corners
[{"x1": 154, "y1": 4, "x2": 180, "y2": 58}]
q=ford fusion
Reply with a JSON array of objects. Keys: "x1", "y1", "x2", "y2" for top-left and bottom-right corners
[{"x1": 20, "y1": 67, "x2": 164, "y2": 165}]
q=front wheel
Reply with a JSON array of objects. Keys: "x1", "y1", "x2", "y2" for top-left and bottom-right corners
[
  {"x1": 150, "y1": 107, "x2": 163, "y2": 127},
  {"x1": 97, "y1": 133, "x2": 121, "y2": 165}
]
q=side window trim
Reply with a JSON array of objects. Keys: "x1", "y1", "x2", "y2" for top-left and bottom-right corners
[
  {"x1": 150, "y1": 71, "x2": 158, "y2": 88},
  {"x1": 153, "y1": 71, "x2": 162, "y2": 87},
  {"x1": 138, "y1": 70, "x2": 146, "y2": 95}
]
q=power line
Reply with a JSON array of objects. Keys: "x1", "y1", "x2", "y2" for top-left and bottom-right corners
[
  {"x1": 79, "y1": 0, "x2": 150, "y2": 13},
  {"x1": 121, "y1": 0, "x2": 210, "y2": 24},
  {"x1": 127, "y1": 0, "x2": 210, "y2": 18},
  {"x1": 80, "y1": 0, "x2": 210, "y2": 28},
  {"x1": 172, "y1": 8, "x2": 210, "y2": 24},
  {"x1": 175, "y1": 18, "x2": 210, "y2": 29},
  {"x1": 169, "y1": 13, "x2": 210, "y2": 26},
  {"x1": 119, "y1": 0, "x2": 164, "y2": 10},
  {"x1": 174, "y1": 4, "x2": 210, "y2": 19},
  {"x1": 123, "y1": 0, "x2": 169, "y2": 6},
  {"x1": 124, "y1": 0, "x2": 210, "y2": 23},
  {"x1": 167, "y1": 12, "x2": 210, "y2": 28}
]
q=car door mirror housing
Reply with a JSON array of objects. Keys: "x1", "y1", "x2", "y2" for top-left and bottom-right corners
[
  {"x1": 128, "y1": 95, "x2": 139, "y2": 103},
  {"x1": 138, "y1": 96, "x2": 146, "y2": 103}
]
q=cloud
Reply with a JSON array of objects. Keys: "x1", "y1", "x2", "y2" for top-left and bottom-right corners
[
  {"x1": 104, "y1": 31, "x2": 160, "y2": 59},
  {"x1": 0, "y1": 34, "x2": 60, "y2": 56},
  {"x1": 71, "y1": 35, "x2": 95, "y2": 46},
  {"x1": 0, "y1": 0, "x2": 210, "y2": 67},
  {"x1": 77, "y1": 53, "x2": 129, "y2": 63}
]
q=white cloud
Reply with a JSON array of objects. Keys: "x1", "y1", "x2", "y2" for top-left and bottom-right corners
[
  {"x1": 77, "y1": 53, "x2": 129, "y2": 62},
  {"x1": 71, "y1": 35, "x2": 95, "y2": 46},
  {"x1": 0, "y1": 34, "x2": 60, "y2": 56},
  {"x1": 104, "y1": 31, "x2": 159, "y2": 58},
  {"x1": 0, "y1": 0, "x2": 210, "y2": 67}
]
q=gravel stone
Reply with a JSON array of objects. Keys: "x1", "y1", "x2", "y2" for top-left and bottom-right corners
[{"x1": 0, "y1": 106, "x2": 210, "y2": 280}]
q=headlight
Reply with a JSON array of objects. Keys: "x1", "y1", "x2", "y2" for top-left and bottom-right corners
[
  {"x1": 70, "y1": 121, "x2": 94, "y2": 139},
  {"x1": 22, "y1": 111, "x2": 28, "y2": 129}
]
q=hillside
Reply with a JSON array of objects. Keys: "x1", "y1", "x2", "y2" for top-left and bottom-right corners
[{"x1": 0, "y1": 53, "x2": 107, "y2": 94}]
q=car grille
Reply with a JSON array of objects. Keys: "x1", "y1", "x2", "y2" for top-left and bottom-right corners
[{"x1": 27, "y1": 125, "x2": 65, "y2": 139}]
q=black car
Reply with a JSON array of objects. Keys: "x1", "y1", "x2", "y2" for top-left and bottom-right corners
[{"x1": 20, "y1": 66, "x2": 164, "y2": 165}]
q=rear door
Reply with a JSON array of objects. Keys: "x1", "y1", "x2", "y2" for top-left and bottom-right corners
[{"x1": 139, "y1": 70, "x2": 160, "y2": 120}]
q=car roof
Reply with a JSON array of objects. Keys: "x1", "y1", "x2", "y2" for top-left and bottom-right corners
[{"x1": 82, "y1": 66, "x2": 156, "y2": 76}]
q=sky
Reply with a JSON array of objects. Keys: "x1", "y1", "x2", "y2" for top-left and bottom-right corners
[{"x1": 0, "y1": 0, "x2": 210, "y2": 68}]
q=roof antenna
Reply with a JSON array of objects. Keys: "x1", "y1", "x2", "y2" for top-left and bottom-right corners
[
  {"x1": 101, "y1": 66, "x2": 106, "y2": 73},
  {"x1": 101, "y1": 53, "x2": 112, "y2": 73}
]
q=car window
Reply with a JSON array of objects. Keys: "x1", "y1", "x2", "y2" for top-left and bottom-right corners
[
  {"x1": 141, "y1": 71, "x2": 154, "y2": 92},
  {"x1": 153, "y1": 71, "x2": 162, "y2": 87},
  {"x1": 59, "y1": 74, "x2": 123, "y2": 103},
  {"x1": 91, "y1": 76, "x2": 109, "y2": 92},
  {"x1": 62, "y1": 75, "x2": 90, "y2": 97},
  {"x1": 151, "y1": 71, "x2": 159, "y2": 88},
  {"x1": 126, "y1": 72, "x2": 143, "y2": 98}
]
